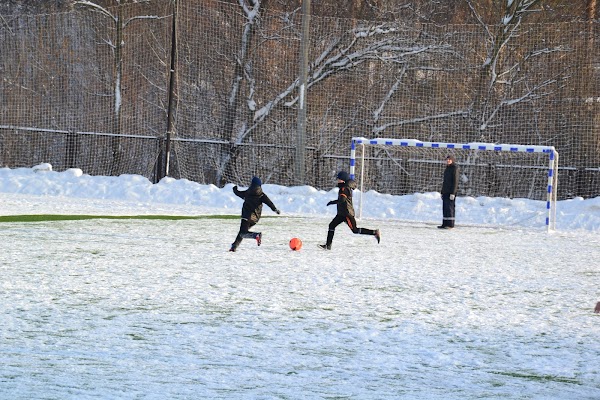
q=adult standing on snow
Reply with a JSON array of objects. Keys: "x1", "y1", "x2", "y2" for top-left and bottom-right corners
[
  {"x1": 439, "y1": 155, "x2": 459, "y2": 229},
  {"x1": 319, "y1": 171, "x2": 381, "y2": 250},
  {"x1": 230, "y1": 176, "x2": 280, "y2": 252}
]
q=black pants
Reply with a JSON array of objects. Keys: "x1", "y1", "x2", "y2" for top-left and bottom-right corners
[
  {"x1": 232, "y1": 218, "x2": 258, "y2": 249},
  {"x1": 326, "y1": 214, "x2": 376, "y2": 246},
  {"x1": 441, "y1": 194, "x2": 456, "y2": 228}
]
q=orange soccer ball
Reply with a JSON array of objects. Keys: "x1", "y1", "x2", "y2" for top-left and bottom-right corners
[{"x1": 289, "y1": 237, "x2": 303, "y2": 251}]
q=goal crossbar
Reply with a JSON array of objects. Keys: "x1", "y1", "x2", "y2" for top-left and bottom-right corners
[{"x1": 350, "y1": 137, "x2": 559, "y2": 231}]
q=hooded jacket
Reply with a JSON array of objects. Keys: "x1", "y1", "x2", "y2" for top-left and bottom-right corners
[
  {"x1": 336, "y1": 179, "x2": 357, "y2": 217},
  {"x1": 233, "y1": 182, "x2": 277, "y2": 224}
]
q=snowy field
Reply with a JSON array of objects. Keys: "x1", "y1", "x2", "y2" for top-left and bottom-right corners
[{"x1": 1, "y1": 166, "x2": 600, "y2": 399}]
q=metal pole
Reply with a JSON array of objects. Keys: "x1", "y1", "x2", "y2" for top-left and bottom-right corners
[
  {"x1": 359, "y1": 143, "x2": 365, "y2": 220},
  {"x1": 296, "y1": 0, "x2": 310, "y2": 185},
  {"x1": 549, "y1": 150, "x2": 559, "y2": 231},
  {"x1": 162, "y1": 0, "x2": 178, "y2": 181}
]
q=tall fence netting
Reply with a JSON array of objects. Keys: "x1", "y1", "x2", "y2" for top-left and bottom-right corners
[{"x1": 0, "y1": 0, "x2": 598, "y2": 200}]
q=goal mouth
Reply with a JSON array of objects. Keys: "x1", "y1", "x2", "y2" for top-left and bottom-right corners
[{"x1": 350, "y1": 137, "x2": 558, "y2": 231}]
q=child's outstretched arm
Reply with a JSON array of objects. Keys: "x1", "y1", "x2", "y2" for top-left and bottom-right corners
[
  {"x1": 262, "y1": 193, "x2": 280, "y2": 214},
  {"x1": 233, "y1": 185, "x2": 246, "y2": 199}
]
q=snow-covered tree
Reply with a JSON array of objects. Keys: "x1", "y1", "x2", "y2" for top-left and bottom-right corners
[
  {"x1": 465, "y1": 0, "x2": 570, "y2": 140},
  {"x1": 215, "y1": 0, "x2": 455, "y2": 184}
]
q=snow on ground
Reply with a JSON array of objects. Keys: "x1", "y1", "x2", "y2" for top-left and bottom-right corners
[
  {"x1": 0, "y1": 166, "x2": 599, "y2": 231},
  {"x1": 1, "y1": 166, "x2": 599, "y2": 399}
]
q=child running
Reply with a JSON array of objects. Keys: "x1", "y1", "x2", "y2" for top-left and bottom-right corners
[
  {"x1": 230, "y1": 176, "x2": 280, "y2": 252},
  {"x1": 319, "y1": 171, "x2": 380, "y2": 250}
]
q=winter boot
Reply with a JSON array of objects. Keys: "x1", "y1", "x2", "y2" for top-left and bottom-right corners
[
  {"x1": 319, "y1": 230, "x2": 334, "y2": 250},
  {"x1": 255, "y1": 232, "x2": 262, "y2": 246}
]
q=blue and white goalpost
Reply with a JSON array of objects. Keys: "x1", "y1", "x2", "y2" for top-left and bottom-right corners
[{"x1": 350, "y1": 137, "x2": 559, "y2": 231}]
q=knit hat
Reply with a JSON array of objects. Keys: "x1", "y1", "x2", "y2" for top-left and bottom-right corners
[
  {"x1": 336, "y1": 171, "x2": 350, "y2": 182},
  {"x1": 251, "y1": 176, "x2": 262, "y2": 186}
]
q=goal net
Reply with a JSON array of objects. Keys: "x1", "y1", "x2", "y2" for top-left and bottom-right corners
[{"x1": 350, "y1": 137, "x2": 559, "y2": 231}]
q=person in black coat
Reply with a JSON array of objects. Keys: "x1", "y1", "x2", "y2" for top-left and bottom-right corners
[
  {"x1": 319, "y1": 171, "x2": 381, "y2": 250},
  {"x1": 230, "y1": 176, "x2": 280, "y2": 252},
  {"x1": 439, "y1": 155, "x2": 459, "y2": 229}
]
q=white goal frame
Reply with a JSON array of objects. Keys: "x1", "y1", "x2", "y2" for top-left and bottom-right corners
[{"x1": 350, "y1": 137, "x2": 559, "y2": 231}]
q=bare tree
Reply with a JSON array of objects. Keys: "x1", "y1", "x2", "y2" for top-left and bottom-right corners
[
  {"x1": 217, "y1": 0, "x2": 260, "y2": 184},
  {"x1": 465, "y1": 0, "x2": 570, "y2": 140},
  {"x1": 74, "y1": 0, "x2": 164, "y2": 175},
  {"x1": 216, "y1": 0, "x2": 455, "y2": 184}
]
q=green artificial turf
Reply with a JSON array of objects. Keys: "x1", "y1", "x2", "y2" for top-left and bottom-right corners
[{"x1": 0, "y1": 214, "x2": 240, "y2": 223}]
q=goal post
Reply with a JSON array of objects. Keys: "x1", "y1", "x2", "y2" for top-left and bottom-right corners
[{"x1": 350, "y1": 137, "x2": 559, "y2": 231}]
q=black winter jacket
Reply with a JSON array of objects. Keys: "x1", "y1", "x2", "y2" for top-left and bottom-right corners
[
  {"x1": 233, "y1": 184, "x2": 277, "y2": 223},
  {"x1": 441, "y1": 164, "x2": 459, "y2": 196},
  {"x1": 330, "y1": 179, "x2": 357, "y2": 217}
]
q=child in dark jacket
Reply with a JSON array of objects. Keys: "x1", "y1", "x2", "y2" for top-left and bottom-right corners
[
  {"x1": 230, "y1": 176, "x2": 280, "y2": 252},
  {"x1": 319, "y1": 171, "x2": 381, "y2": 250}
]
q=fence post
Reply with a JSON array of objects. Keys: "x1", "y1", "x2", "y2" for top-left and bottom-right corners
[
  {"x1": 159, "y1": 0, "x2": 178, "y2": 182},
  {"x1": 295, "y1": 0, "x2": 310, "y2": 185}
]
